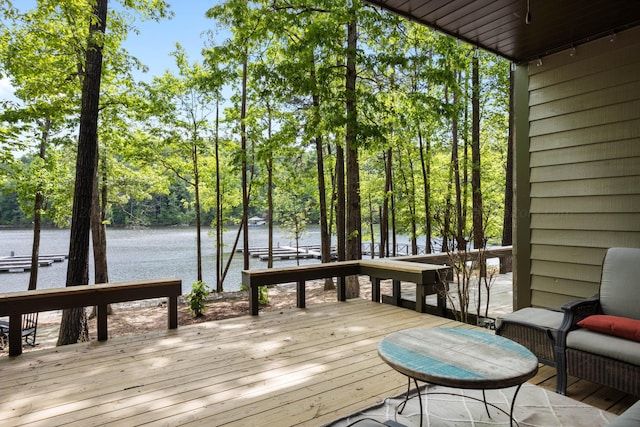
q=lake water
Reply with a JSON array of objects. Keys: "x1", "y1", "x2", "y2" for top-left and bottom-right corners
[{"x1": 0, "y1": 226, "x2": 330, "y2": 294}]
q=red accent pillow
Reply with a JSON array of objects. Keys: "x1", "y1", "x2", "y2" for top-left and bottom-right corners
[{"x1": 577, "y1": 315, "x2": 640, "y2": 342}]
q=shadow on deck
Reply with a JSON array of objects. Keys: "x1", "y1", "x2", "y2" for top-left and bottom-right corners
[{"x1": 1, "y1": 277, "x2": 635, "y2": 426}]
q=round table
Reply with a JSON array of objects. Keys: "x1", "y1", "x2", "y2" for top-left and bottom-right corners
[{"x1": 378, "y1": 327, "x2": 539, "y2": 426}]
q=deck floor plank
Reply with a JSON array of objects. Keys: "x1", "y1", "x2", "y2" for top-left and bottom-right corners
[{"x1": 1, "y1": 298, "x2": 636, "y2": 426}]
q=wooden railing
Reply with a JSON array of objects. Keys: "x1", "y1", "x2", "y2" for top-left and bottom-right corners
[
  {"x1": 0, "y1": 278, "x2": 182, "y2": 356},
  {"x1": 242, "y1": 246, "x2": 513, "y2": 316}
]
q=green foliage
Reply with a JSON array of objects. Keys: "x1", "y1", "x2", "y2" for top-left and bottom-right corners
[
  {"x1": 240, "y1": 284, "x2": 269, "y2": 306},
  {"x1": 0, "y1": 1, "x2": 512, "y2": 261},
  {"x1": 185, "y1": 280, "x2": 210, "y2": 317}
]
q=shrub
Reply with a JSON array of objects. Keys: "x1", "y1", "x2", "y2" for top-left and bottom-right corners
[
  {"x1": 240, "y1": 284, "x2": 269, "y2": 306},
  {"x1": 186, "y1": 280, "x2": 210, "y2": 317}
]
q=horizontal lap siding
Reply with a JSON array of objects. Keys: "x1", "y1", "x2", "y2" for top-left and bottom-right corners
[{"x1": 527, "y1": 27, "x2": 640, "y2": 309}]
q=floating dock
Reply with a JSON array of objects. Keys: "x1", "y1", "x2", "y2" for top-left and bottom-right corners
[
  {"x1": 0, "y1": 254, "x2": 68, "y2": 273},
  {"x1": 237, "y1": 245, "x2": 336, "y2": 261}
]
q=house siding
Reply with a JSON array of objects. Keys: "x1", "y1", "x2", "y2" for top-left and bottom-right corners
[{"x1": 526, "y1": 27, "x2": 640, "y2": 309}]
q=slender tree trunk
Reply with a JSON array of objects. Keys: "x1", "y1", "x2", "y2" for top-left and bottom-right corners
[
  {"x1": 391, "y1": 172, "x2": 397, "y2": 257},
  {"x1": 241, "y1": 54, "x2": 249, "y2": 270},
  {"x1": 28, "y1": 119, "x2": 50, "y2": 291},
  {"x1": 472, "y1": 54, "x2": 484, "y2": 252},
  {"x1": 336, "y1": 144, "x2": 346, "y2": 262},
  {"x1": 194, "y1": 145, "x2": 202, "y2": 282},
  {"x1": 380, "y1": 150, "x2": 390, "y2": 258},
  {"x1": 345, "y1": 14, "x2": 360, "y2": 298},
  {"x1": 267, "y1": 153, "x2": 274, "y2": 269},
  {"x1": 418, "y1": 127, "x2": 432, "y2": 253},
  {"x1": 396, "y1": 147, "x2": 417, "y2": 255},
  {"x1": 58, "y1": 0, "x2": 107, "y2": 346},
  {"x1": 501, "y1": 68, "x2": 514, "y2": 273},
  {"x1": 367, "y1": 195, "x2": 375, "y2": 259},
  {"x1": 451, "y1": 81, "x2": 465, "y2": 251},
  {"x1": 215, "y1": 100, "x2": 223, "y2": 292},
  {"x1": 92, "y1": 147, "x2": 108, "y2": 285},
  {"x1": 89, "y1": 145, "x2": 111, "y2": 319},
  {"x1": 266, "y1": 104, "x2": 274, "y2": 269},
  {"x1": 310, "y1": 61, "x2": 333, "y2": 290}
]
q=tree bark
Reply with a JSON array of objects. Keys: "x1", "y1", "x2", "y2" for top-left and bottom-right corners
[
  {"x1": 214, "y1": 100, "x2": 223, "y2": 292},
  {"x1": 451, "y1": 81, "x2": 465, "y2": 251},
  {"x1": 89, "y1": 144, "x2": 111, "y2": 319},
  {"x1": 310, "y1": 60, "x2": 333, "y2": 290},
  {"x1": 501, "y1": 67, "x2": 514, "y2": 273},
  {"x1": 418, "y1": 127, "x2": 432, "y2": 253},
  {"x1": 381, "y1": 149, "x2": 392, "y2": 258},
  {"x1": 336, "y1": 144, "x2": 346, "y2": 263},
  {"x1": 472, "y1": 54, "x2": 484, "y2": 251},
  {"x1": 194, "y1": 144, "x2": 202, "y2": 282},
  {"x1": 58, "y1": 0, "x2": 108, "y2": 346},
  {"x1": 28, "y1": 118, "x2": 51, "y2": 291},
  {"x1": 345, "y1": 14, "x2": 360, "y2": 298},
  {"x1": 91, "y1": 147, "x2": 108, "y2": 286},
  {"x1": 241, "y1": 54, "x2": 249, "y2": 270}
]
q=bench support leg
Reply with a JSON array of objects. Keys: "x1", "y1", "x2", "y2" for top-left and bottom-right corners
[
  {"x1": 168, "y1": 296, "x2": 178, "y2": 329},
  {"x1": 297, "y1": 281, "x2": 306, "y2": 308},
  {"x1": 250, "y1": 285, "x2": 259, "y2": 315},
  {"x1": 337, "y1": 276, "x2": 346, "y2": 302},
  {"x1": 97, "y1": 304, "x2": 108, "y2": 341},
  {"x1": 392, "y1": 280, "x2": 401, "y2": 306},
  {"x1": 9, "y1": 314, "x2": 22, "y2": 357},
  {"x1": 371, "y1": 277, "x2": 381, "y2": 303},
  {"x1": 416, "y1": 284, "x2": 426, "y2": 313}
]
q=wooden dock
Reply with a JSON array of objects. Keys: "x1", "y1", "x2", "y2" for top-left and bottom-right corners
[
  {"x1": 237, "y1": 245, "x2": 335, "y2": 261},
  {"x1": 0, "y1": 254, "x2": 67, "y2": 273}
]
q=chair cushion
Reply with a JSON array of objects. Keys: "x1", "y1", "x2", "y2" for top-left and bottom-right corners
[
  {"x1": 497, "y1": 307, "x2": 564, "y2": 330},
  {"x1": 566, "y1": 329, "x2": 640, "y2": 366},
  {"x1": 599, "y1": 247, "x2": 640, "y2": 320},
  {"x1": 578, "y1": 315, "x2": 640, "y2": 342}
]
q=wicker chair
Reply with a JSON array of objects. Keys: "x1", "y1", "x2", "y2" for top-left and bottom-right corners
[
  {"x1": 555, "y1": 247, "x2": 640, "y2": 396},
  {"x1": 0, "y1": 312, "x2": 38, "y2": 349},
  {"x1": 496, "y1": 307, "x2": 564, "y2": 367}
]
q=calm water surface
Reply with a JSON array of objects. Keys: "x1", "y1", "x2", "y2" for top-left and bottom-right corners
[{"x1": 0, "y1": 226, "x2": 325, "y2": 294}]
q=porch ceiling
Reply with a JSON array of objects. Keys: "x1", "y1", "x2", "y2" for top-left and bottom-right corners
[{"x1": 363, "y1": 0, "x2": 640, "y2": 62}]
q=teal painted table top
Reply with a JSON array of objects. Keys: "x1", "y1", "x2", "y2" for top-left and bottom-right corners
[{"x1": 378, "y1": 327, "x2": 539, "y2": 390}]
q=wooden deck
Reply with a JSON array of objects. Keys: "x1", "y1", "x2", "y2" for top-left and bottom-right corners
[{"x1": 1, "y1": 299, "x2": 636, "y2": 426}]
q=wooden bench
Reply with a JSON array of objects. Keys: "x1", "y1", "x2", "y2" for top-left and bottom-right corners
[
  {"x1": 0, "y1": 278, "x2": 182, "y2": 356},
  {"x1": 359, "y1": 259, "x2": 448, "y2": 315},
  {"x1": 242, "y1": 262, "x2": 360, "y2": 315},
  {"x1": 243, "y1": 259, "x2": 450, "y2": 316}
]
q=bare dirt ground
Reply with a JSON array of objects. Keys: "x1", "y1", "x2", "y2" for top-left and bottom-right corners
[{"x1": 1, "y1": 277, "x2": 385, "y2": 354}]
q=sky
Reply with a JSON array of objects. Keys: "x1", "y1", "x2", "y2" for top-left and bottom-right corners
[
  {"x1": 123, "y1": 1, "x2": 222, "y2": 80},
  {"x1": 0, "y1": 1, "x2": 223, "y2": 99}
]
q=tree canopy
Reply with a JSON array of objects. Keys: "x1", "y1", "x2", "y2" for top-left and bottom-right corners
[{"x1": 1, "y1": 0, "x2": 511, "y2": 295}]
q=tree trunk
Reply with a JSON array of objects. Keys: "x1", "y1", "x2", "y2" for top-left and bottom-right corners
[
  {"x1": 267, "y1": 108, "x2": 274, "y2": 270},
  {"x1": 451, "y1": 82, "x2": 465, "y2": 251},
  {"x1": 194, "y1": 144, "x2": 202, "y2": 282},
  {"x1": 501, "y1": 67, "x2": 514, "y2": 273},
  {"x1": 58, "y1": 0, "x2": 107, "y2": 346},
  {"x1": 472, "y1": 54, "x2": 484, "y2": 252},
  {"x1": 28, "y1": 118, "x2": 50, "y2": 291},
  {"x1": 345, "y1": 14, "x2": 360, "y2": 298},
  {"x1": 379, "y1": 152, "x2": 389, "y2": 258},
  {"x1": 92, "y1": 147, "x2": 108, "y2": 285},
  {"x1": 241, "y1": 54, "x2": 249, "y2": 270},
  {"x1": 215, "y1": 100, "x2": 223, "y2": 292},
  {"x1": 89, "y1": 145, "x2": 112, "y2": 320},
  {"x1": 418, "y1": 127, "x2": 432, "y2": 253},
  {"x1": 310, "y1": 61, "x2": 333, "y2": 290},
  {"x1": 336, "y1": 144, "x2": 346, "y2": 263}
]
